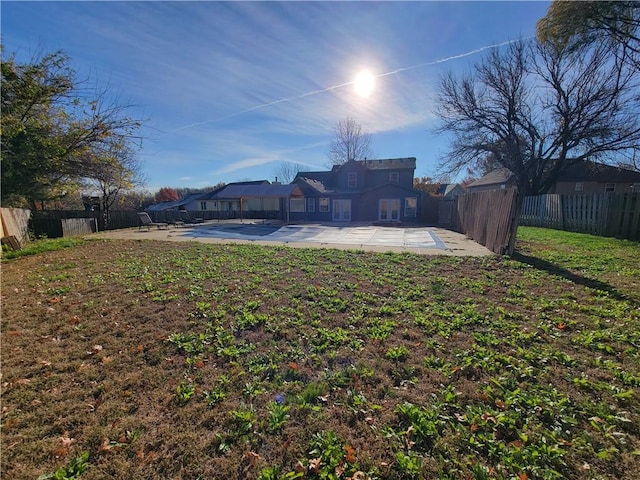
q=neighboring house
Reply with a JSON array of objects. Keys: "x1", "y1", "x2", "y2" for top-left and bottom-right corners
[
  {"x1": 466, "y1": 168, "x2": 517, "y2": 192},
  {"x1": 146, "y1": 192, "x2": 211, "y2": 212},
  {"x1": 207, "y1": 183, "x2": 305, "y2": 221},
  {"x1": 550, "y1": 162, "x2": 640, "y2": 194},
  {"x1": 467, "y1": 161, "x2": 640, "y2": 194},
  {"x1": 292, "y1": 157, "x2": 422, "y2": 223},
  {"x1": 146, "y1": 181, "x2": 271, "y2": 214},
  {"x1": 436, "y1": 183, "x2": 466, "y2": 199}
]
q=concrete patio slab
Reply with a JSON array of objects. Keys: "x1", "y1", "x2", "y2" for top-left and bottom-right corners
[{"x1": 91, "y1": 221, "x2": 493, "y2": 256}]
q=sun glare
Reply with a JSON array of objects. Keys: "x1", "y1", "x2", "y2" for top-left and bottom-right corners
[{"x1": 354, "y1": 70, "x2": 375, "y2": 98}]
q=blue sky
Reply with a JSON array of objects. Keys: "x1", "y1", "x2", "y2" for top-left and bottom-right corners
[{"x1": 2, "y1": 1, "x2": 551, "y2": 191}]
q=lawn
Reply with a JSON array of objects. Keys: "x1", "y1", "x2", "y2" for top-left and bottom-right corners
[{"x1": 1, "y1": 227, "x2": 638, "y2": 480}]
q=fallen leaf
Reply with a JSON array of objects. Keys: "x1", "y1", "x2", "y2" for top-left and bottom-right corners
[
  {"x1": 60, "y1": 434, "x2": 75, "y2": 449},
  {"x1": 308, "y1": 457, "x2": 322, "y2": 473},
  {"x1": 245, "y1": 451, "x2": 262, "y2": 466},
  {"x1": 101, "y1": 356, "x2": 113, "y2": 365},
  {"x1": 345, "y1": 444, "x2": 356, "y2": 463}
]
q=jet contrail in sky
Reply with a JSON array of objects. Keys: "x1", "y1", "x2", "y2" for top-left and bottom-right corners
[{"x1": 174, "y1": 37, "x2": 531, "y2": 132}]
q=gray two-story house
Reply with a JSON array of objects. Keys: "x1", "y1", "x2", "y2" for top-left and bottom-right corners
[{"x1": 292, "y1": 157, "x2": 422, "y2": 223}]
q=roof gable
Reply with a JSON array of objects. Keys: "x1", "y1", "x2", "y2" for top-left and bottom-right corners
[{"x1": 467, "y1": 168, "x2": 514, "y2": 187}]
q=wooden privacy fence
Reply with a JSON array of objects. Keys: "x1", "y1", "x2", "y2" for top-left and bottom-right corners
[
  {"x1": 31, "y1": 210, "x2": 140, "y2": 238},
  {"x1": 521, "y1": 192, "x2": 640, "y2": 240},
  {"x1": 452, "y1": 188, "x2": 519, "y2": 254}
]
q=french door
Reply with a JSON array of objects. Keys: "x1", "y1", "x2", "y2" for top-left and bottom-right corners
[
  {"x1": 379, "y1": 198, "x2": 400, "y2": 221},
  {"x1": 332, "y1": 199, "x2": 351, "y2": 221}
]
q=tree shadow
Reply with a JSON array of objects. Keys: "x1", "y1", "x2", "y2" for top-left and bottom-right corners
[{"x1": 510, "y1": 251, "x2": 639, "y2": 306}]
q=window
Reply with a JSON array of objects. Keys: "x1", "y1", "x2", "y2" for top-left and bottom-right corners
[
  {"x1": 405, "y1": 197, "x2": 417, "y2": 217},
  {"x1": 633, "y1": 183, "x2": 640, "y2": 192},
  {"x1": 319, "y1": 197, "x2": 329, "y2": 212},
  {"x1": 290, "y1": 198, "x2": 305, "y2": 212},
  {"x1": 575, "y1": 182, "x2": 584, "y2": 192},
  {"x1": 605, "y1": 183, "x2": 616, "y2": 192},
  {"x1": 306, "y1": 197, "x2": 315, "y2": 212},
  {"x1": 200, "y1": 201, "x2": 207, "y2": 210},
  {"x1": 348, "y1": 172, "x2": 357, "y2": 188},
  {"x1": 389, "y1": 172, "x2": 399, "y2": 184}
]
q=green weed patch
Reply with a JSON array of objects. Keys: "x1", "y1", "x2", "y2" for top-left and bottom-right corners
[{"x1": 1, "y1": 231, "x2": 638, "y2": 479}]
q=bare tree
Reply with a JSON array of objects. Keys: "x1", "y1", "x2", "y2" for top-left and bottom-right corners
[
  {"x1": 327, "y1": 117, "x2": 373, "y2": 167},
  {"x1": 435, "y1": 39, "x2": 640, "y2": 251},
  {"x1": 88, "y1": 140, "x2": 146, "y2": 229},
  {"x1": 273, "y1": 162, "x2": 302, "y2": 184},
  {"x1": 436, "y1": 40, "x2": 640, "y2": 195}
]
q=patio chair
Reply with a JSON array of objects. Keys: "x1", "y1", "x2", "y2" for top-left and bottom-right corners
[
  {"x1": 138, "y1": 212, "x2": 169, "y2": 230},
  {"x1": 179, "y1": 210, "x2": 204, "y2": 224}
]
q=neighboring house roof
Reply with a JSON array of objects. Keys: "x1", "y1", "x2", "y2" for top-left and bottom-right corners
[
  {"x1": 557, "y1": 161, "x2": 640, "y2": 183},
  {"x1": 211, "y1": 184, "x2": 304, "y2": 199},
  {"x1": 146, "y1": 192, "x2": 209, "y2": 211},
  {"x1": 468, "y1": 161, "x2": 640, "y2": 190},
  {"x1": 467, "y1": 168, "x2": 515, "y2": 188},
  {"x1": 436, "y1": 183, "x2": 466, "y2": 198}
]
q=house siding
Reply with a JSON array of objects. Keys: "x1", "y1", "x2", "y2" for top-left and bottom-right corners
[{"x1": 552, "y1": 181, "x2": 636, "y2": 195}]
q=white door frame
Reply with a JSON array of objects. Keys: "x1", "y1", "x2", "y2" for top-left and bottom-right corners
[
  {"x1": 332, "y1": 199, "x2": 352, "y2": 221},
  {"x1": 379, "y1": 198, "x2": 400, "y2": 221}
]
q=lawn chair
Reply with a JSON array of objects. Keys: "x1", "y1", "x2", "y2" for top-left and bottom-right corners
[
  {"x1": 138, "y1": 212, "x2": 169, "y2": 230},
  {"x1": 179, "y1": 210, "x2": 204, "y2": 224}
]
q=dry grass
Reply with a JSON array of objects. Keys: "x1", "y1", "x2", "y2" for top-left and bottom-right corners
[{"x1": 1, "y1": 228, "x2": 639, "y2": 479}]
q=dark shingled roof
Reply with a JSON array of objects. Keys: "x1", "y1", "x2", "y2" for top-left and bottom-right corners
[
  {"x1": 212, "y1": 184, "x2": 303, "y2": 198},
  {"x1": 467, "y1": 168, "x2": 515, "y2": 187},
  {"x1": 361, "y1": 157, "x2": 416, "y2": 170}
]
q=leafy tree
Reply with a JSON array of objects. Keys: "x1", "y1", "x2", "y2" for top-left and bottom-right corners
[
  {"x1": 327, "y1": 117, "x2": 373, "y2": 166},
  {"x1": 537, "y1": 1, "x2": 640, "y2": 68},
  {"x1": 155, "y1": 187, "x2": 180, "y2": 203},
  {"x1": 413, "y1": 177, "x2": 441, "y2": 195},
  {"x1": 116, "y1": 189, "x2": 155, "y2": 211},
  {"x1": 434, "y1": 39, "x2": 640, "y2": 252},
  {"x1": 1, "y1": 48, "x2": 143, "y2": 210},
  {"x1": 87, "y1": 141, "x2": 146, "y2": 228}
]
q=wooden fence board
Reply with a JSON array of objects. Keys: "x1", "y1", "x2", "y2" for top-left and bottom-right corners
[
  {"x1": 453, "y1": 188, "x2": 518, "y2": 254},
  {"x1": 521, "y1": 192, "x2": 639, "y2": 240}
]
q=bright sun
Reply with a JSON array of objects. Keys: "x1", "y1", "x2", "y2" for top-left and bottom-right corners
[{"x1": 354, "y1": 70, "x2": 375, "y2": 98}]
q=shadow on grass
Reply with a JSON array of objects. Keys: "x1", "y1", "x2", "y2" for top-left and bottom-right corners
[{"x1": 511, "y1": 251, "x2": 639, "y2": 306}]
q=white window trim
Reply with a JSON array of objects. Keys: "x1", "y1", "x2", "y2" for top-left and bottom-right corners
[
  {"x1": 290, "y1": 198, "x2": 305, "y2": 212},
  {"x1": 319, "y1": 197, "x2": 329, "y2": 212},
  {"x1": 389, "y1": 172, "x2": 399, "y2": 184},
  {"x1": 404, "y1": 197, "x2": 417, "y2": 218},
  {"x1": 347, "y1": 172, "x2": 357, "y2": 188},
  {"x1": 575, "y1": 182, "x2": 584, "y2": 192},
  {"x1": 306, "y1": 197, "x2": 315, "y2": 212}
]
